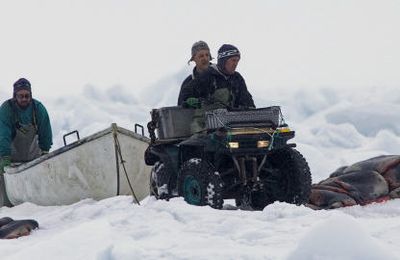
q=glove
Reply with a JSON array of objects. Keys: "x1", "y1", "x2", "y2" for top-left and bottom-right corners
[
  {"x1": 0, "y1": 156, "x2": 11, "y2": 174},
  {"x1": 184, "y1": 97, "x2": 200, "y2": 109}
]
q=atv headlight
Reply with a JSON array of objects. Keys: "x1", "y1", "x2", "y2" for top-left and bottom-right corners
[
  {"x1": 257, "y1": 140, "x2": 269, "y2": 148},
  {"x1": 278, "y1": 127, "x2": 291, "y2": 133},
  {"x1": 228, "y1": 142, "x2": 239, "y2": 149}
]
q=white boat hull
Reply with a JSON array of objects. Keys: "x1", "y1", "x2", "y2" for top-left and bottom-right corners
[{"x1": 4, "y1": 124, "x2": 151, "y2": 206}]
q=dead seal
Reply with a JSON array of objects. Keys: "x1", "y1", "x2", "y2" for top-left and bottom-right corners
[
  {"x1": 307, "y1": 155, "x2": 400, "y2": 210},
  {"x1": 0, "y1": 217, "x2": 39, "y2": 239}
]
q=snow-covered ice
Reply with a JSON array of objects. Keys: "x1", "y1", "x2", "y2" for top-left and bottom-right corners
[{"x1": 1, "y1": 197, "x2": 400, "y2": 260}]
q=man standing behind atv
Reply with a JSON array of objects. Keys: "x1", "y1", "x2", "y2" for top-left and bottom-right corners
[
  {"x1": 186, "y1": 44, "x2": 256, "y2": 132},
  {"x1": 177, "y1": 40, "x2": 213, "y2": 106}
]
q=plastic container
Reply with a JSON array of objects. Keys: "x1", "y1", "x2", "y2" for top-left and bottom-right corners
[{"x1": 153, "y1": 106, "x2": 195, "y2": 139}]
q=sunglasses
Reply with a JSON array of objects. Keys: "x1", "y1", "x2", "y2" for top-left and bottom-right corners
[{"x1": 16, "y1": 93, "x2": 31, "y2": 99}]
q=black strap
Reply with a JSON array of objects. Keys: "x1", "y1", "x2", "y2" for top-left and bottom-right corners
[
  {"x1": 7, "y1": 99, "x2": 19, "y2": 130},
  {"x1": 32, "y1": 101, "x2": 38, "y2": 131}
]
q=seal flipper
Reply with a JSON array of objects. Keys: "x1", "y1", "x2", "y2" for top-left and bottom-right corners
[
  {"x1": 0, "y1": 219, "x2": 39, "y2": 239},
  {"x1": 0, "y1": 217, "x2": 14, "y2": 227}
]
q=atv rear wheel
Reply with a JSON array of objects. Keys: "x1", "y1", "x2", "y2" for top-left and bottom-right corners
[
  {"x1": 149, "y1": 161, "x2": 170, "y2": 199},
  {"x1": 261, "y1": 148, "x2": 312, "y2": 205},
  {"x1": 178, "y1": 158, "x2": 224, "y2": 209},
  {"x1": 149, "y1": 162, "x2": 160, "y2": 199}
]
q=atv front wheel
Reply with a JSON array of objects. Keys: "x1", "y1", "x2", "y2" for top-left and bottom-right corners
[
  {"x1": 261, "y1": 148, "x2": 312, "y2": 205},
  {"x1": 178, "y1": 158, "x2": 224, "y2": 209}
]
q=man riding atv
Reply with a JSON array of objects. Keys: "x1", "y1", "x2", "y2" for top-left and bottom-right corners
[
  {"x1": 150, "y1": 43, "x2": 256, "y2": 197},
  {"x1": 145, "y1": 44, "x2": 312, "y2": 210},
  {"x1": 180, "y1": 44, "x2": 255, "y2": 133}
]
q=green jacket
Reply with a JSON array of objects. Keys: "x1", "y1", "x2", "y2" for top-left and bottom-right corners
[{"x1": 0, "y1": 99, "x2": 53, "y2": 157}]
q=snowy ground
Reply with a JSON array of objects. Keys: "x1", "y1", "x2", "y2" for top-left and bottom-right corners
[
  {"x1": 1, "y1": 83, "x2": 400, "y2": 259},
  {"x1": 1, "y1": 197, "x2": 400, "y2": 260}
]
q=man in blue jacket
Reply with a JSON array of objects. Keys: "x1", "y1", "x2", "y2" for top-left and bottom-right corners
[{"x1": 0, "y1": 78, "x2": 53, "y2": 206}]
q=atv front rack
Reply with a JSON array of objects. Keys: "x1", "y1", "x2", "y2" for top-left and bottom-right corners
[{"x1": 205, "y1": 106, "x2": 281, "y2": 130}]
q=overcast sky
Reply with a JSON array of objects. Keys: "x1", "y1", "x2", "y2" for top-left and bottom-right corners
[{"x1": 1, "y1": 0, "x2": 399, "y2": 99}]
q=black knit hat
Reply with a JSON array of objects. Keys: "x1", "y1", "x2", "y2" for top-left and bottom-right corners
[
  {"x1": 189, "y1": 40, "x2": 213, "y2": 63},
  {"x1": 13, "y1": 78, "x2": 31, "y2": 97},
  {"x1": 217, "y1": 44, "x2": 241, "y2": 69}
]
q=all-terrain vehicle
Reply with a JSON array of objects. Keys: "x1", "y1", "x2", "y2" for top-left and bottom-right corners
[{"x1": 145, "y1": 106, "x2": 312, "y2": 210}]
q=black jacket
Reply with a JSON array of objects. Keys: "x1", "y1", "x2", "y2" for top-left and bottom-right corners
[
  {"x1": 189, "y1": 65, "x2": 255, "y2": 109},
  {"x1": 177, "y1": 70, "x2": 196, "y2": 105}
]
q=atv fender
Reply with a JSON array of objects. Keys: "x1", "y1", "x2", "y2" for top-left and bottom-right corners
[{"x1": 144, "y1": 144, "x2": 178, "y2": 167}]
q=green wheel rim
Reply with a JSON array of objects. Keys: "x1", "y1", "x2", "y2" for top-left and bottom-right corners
[{"x1": 183, "y1": 175, "x2": 202, "y2": 205}]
